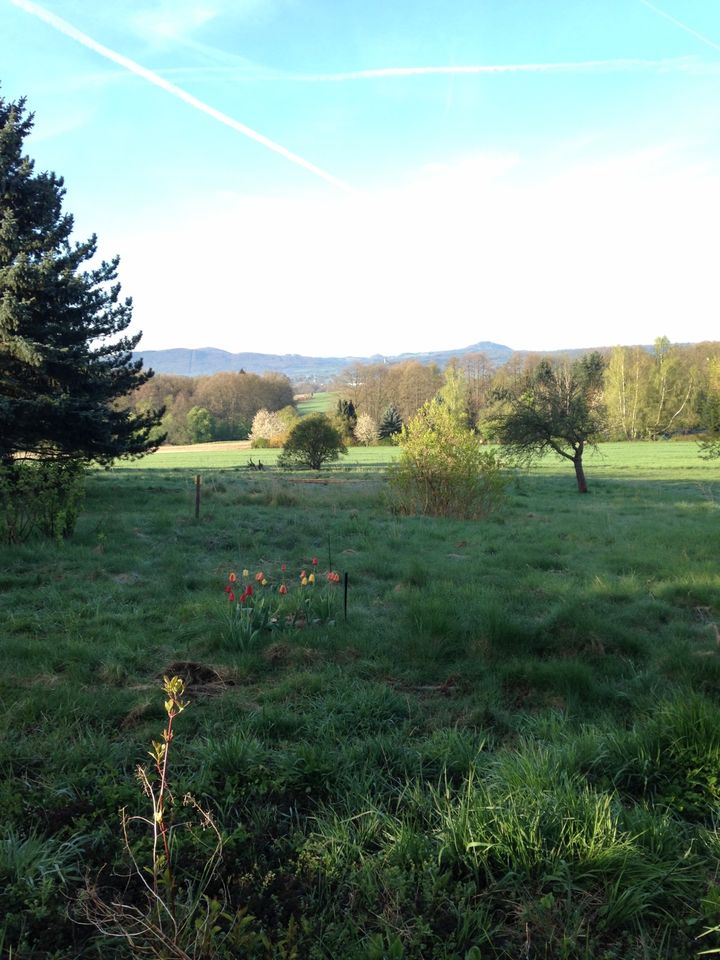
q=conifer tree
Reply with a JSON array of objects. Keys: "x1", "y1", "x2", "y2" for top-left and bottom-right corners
[
  {"x1": 379, "y1": 404, "x2": 403, "y2": 439},
  {"x1": 335, "y1": 398, "x2": 357, "y2": 440},
  {"x1": 0, "y1": 93, "x2": 161, "y2": 466}
]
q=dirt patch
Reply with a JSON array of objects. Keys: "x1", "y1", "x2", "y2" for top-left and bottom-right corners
[
  {"x1": 158, "y1": 660, "x2": 234, "y2": 696},
  {"x1": 121, "y1": 699, "x2": 153, "y2": 728},
  {"x1": 112, "y1": 572, "x2": 142, "y2": 585},
  {"x1": 18, "y1": 673, "x2": 63, "y2": 688},
  {"x1": 156, "y1": 440, "x2": 252, "y2": 453},
  {"x1": 263, "y1": 642, "x2": 324, "y2": 666},
  {"x1": 384, "y1": 674, "x2": 462, "y2": 697}
]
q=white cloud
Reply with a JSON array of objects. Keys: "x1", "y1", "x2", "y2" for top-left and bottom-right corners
[
  {"x1": 111, "y1": 144, "x2": 719, "y2": 356},
  {"x1": 131, "y1": 2, "x2": 220, "y2": 42},
  {"x1": 126, "y1": 0, "x2": 289, "y2": 45}
]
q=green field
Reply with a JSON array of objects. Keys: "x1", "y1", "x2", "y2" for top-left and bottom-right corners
[
  {"x1": 116, "y1": 438, "x2": 720, "y2": 481},
  {"x1": 295, "y1": 391, "x2": 338, "y2": 417},
  {"x1": 2, "y1": 442, "x2": 720, "y2": 958},
  {"x1": 115, "y1": 440, "x2": 398, "y2": 471}
]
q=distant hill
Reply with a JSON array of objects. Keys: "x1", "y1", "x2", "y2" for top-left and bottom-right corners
[{"x1": 132, "y1": 341, "x2": 515, "y2": 382}]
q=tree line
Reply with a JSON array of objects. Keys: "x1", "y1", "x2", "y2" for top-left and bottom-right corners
[
  {"x1": 122, "y1": 338, "x2": 719, "y2": 450},
  {"x1": 334, "y1": 338, "x2": 720, "y2": 443},
  {"x1": 126, "y1": 371, "x2": 294, "y2": 444}
]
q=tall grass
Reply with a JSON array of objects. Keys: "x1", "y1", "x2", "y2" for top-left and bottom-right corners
[{"x1": 1, "y1": 444, "x2": 719, "y2": 956}]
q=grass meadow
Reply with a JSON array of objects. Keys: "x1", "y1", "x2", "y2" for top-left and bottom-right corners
[
  {"x1": 2, "y1": 441, "x2": 720, "y2": 958},
  {"x1": 294, "y1": 392, "x2": 338, "y2": 417}
]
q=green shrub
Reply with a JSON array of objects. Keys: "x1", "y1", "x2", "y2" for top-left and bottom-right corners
[
  {"x1": 278, "y1": 414, "x2": 347, "y2": 470},
  {"x1": 388, "y1": 397, "x2": 508, "y2": 518},
  {"x1": 0, "y1": 458, "x2": 85, "y2": 543}
]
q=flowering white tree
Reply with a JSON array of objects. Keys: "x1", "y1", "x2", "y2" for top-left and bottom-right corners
[
  {"x1": 354, "y1": 413, "x2": 379, "y2": 446},
  {"x1": 249, "y1": 408, "x2": 285, "y2": 447}
]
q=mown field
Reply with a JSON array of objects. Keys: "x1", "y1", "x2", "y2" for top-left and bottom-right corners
[
  {"x1": 294, "y1": 392, "x2": 338, "y2": 417},
  {"x1": 115, "y1": 438, "x2": 715, "y2": 475},
  {"x1": 2, "y1": 442, "x2": 720, "y2": 958}
]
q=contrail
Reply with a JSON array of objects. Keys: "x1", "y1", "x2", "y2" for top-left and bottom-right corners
[
  {"x1": 292, "y1": 56, "x2": 691, "y2": 81},
  {"x1": 147, "y1": 55, "x2": 697, "y2": 84},
  {"x1": 638, "y1": 0, "x2": 720, "y2": 53},
  {"x1": 10, "y1": 0, "x2": 355, "y2": 192}
]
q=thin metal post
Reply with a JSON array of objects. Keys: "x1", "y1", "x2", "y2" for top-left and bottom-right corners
[
  {"x1": 344, "y1": 572, "x2": 348, "y2": 621},
  {"x1": 195, "y1": 474, "x2": 201, "y2": 519}
]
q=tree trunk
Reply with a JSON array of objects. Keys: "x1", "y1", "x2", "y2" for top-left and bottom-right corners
[{"x1": 573, "y1": 454, "x2": 588, "y2": 493}]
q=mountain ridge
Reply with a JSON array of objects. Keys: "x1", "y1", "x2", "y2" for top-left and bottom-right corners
[{"x1": 132, "y1": 341, "x2": 515, "y2": 382}]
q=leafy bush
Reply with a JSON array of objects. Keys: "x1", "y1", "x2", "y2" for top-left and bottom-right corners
[
  {"x1": 278, "y1": 414, "x2": 347, "y2": 470},
  {"x1": 0, "y1": 458, "x2": 85, "y2": 543},
  {"x1": 388, "y1": 397, "x2": 507, "y2": 518}
]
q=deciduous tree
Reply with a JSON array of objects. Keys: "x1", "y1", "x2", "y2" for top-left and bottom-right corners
[
  {"x1": 278, "y1": 414, "x2": 346, "y2": 470},
  {"x1": 186, "y1": 406, "x2": 214, "y2": 444},
  {"x1": 354, "y1": 412, "x2": 378, "y2": 446},
  {"x1": 647, "y1": 336, "x2": 696, "y2": 439},
  {"x1": 604, "y1": 345, "x2": 651, "y2": 441},
  {"x1": 249, "y1": 408, "x2": 287, "y2": 447},
  {"x1": 490, "y1": 353, "x2": 606, "y2": 493}
]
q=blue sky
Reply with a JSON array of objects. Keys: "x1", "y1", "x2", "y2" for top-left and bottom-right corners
[{"x1": 2, "y1": 0, "x2": 719, "y2": 357}]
